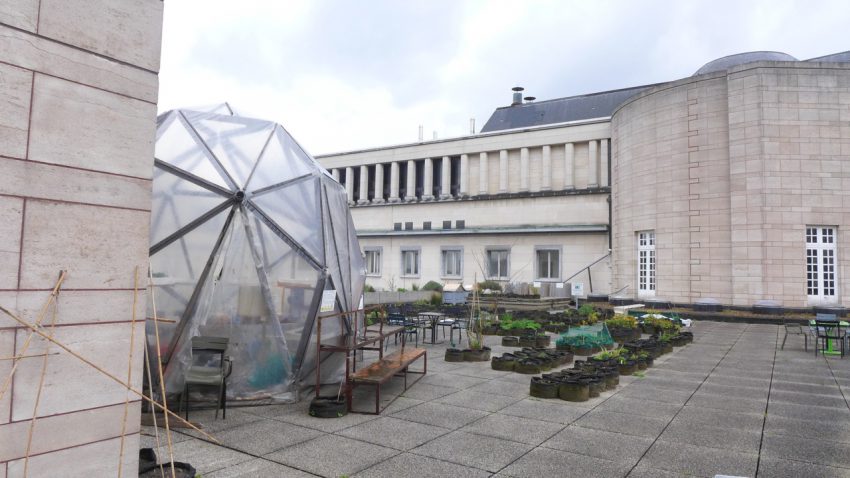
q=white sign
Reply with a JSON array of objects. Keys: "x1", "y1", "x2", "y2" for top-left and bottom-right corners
[
  {"x1": 533, "y1": 281, "x2": 541, "y2": 288},
  {"x1": 571, "y1": 282, "x2": 585, "y2": 297},
  {"x1": 555, "y1": 282, "x2": 564, "y2": 289},
  {"x1": 320, "y1": 290, "x2": 337, "y2": 313}
]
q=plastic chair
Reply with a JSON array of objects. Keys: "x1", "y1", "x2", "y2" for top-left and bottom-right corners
[
  {"x1": 780, "y1": 321, "x2": 808, "y2": 351},
  {"x1": 180, "y1": 336, "x2": 232, "y2": 420}
]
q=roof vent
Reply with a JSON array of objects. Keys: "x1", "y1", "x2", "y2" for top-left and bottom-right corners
[
  {"x1": 511, "y1": 86, "x2": 524, "y2": 106},
  {"x1": 524, "y1": 96, "x2": 536, "y2": 103}
]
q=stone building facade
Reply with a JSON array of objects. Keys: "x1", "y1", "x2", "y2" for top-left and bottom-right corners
[
  {"x1": 0, "y1": 1, "x2": 162, "y2": 475},
  {"x1": 320, "y1": 52, "x2": 850, "y2": 309}
]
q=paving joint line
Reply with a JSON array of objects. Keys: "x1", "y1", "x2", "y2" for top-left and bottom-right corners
[{"x1": 753, "y1": 322, "x2": 780, "y2": 477}]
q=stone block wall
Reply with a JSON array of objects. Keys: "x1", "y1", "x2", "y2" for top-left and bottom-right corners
[{"x1": 0, "y1": 1, "x2": 162, "y2": 476}]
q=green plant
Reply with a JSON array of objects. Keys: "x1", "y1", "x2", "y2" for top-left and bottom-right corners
[
  {"x1": 606, "y1": 314, "x2": 637, "y2": 329},
  {"x1": 633, "y1": 371, "x2": 646, "y2": 378},
  {"x1": 498, "y1": 313, "x2": 541, "y2": 332},
  {"x1": 477, "y1": 280, "x2": 503, "y2": 292},
  {"x1": 429, "y1": 292, "x2": 442, "y2": 306},
  {"x1": 578, "y1": 304, "x2": 595, "y2": 316},
  {"x1": 397, "y1": 287, "x2": 407, "y2": 292},
  {"x1": 422, "y1": 280, "x2": 443, "y2": 291},
  {"x1": 411, "y1": 283, "x2": 420, "y2": 291}
]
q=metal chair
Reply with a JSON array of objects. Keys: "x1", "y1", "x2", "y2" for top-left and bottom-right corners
[
  {"x1": 180, "y1": 336, "x2": 232, "y2": 420},
  {"x1": 780, "y1": 320, "x2": 808, "y2": 351},
  {"x1": 814, "y1": 314, "x2": 845, "y2": 358}
]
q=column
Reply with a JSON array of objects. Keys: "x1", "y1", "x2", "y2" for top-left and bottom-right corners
[
  {"x1": 600, "y1": 139, "x2": 609, "y2": 187},
  {"x1": 564, "y1": 143, "x2": 574, "y2": 189},
  {"x1": 358, "y1": 165, "x2": 369, "y2": 204},
  {"x1": 588, "y1": 140, "x2": 599, "y2": 187},
  {"x1": 499, "y1": 149, "x2": 508, "y2": 193},
  {"x1": 373, "y1": 163, "x2": 385, "y2": 203},
  {"x1": 541, "y1": 145, "x2": 552, "y2": 190},
  {"x1": 345, "y1": 166, "x2": 354, "y2": 204},
  {"x1": 459, "y1": 154, "x2": 469, "y2": 197},
  {"x1": 478, "y1": 152, "x2": 489, "y2": 195},
  {"x1": 519, "y1": 147, "x2": 529, "y2": 192},
  {"x1": 389, "y1": 162, "x2": 400, "y2": 202},
  {"x1": 331, "y1": 168, "x2": 340, "y2": 183},
  {"x1": 422, "y1": 158, "x2": 434, "y2": 200},
  {"x1": 405, "y1": 159, "x2": 417, "y2": 201},
  {"x1": 440, "y1": 156, "x2": 452, "y2": 199}
]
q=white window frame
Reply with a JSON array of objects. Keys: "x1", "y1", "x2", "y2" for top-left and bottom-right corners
[
  {"x1": 440, "y1": 246, "x2": 463, "y2": 279},
  {"x1": 806, "y1": 226, "x2": 838, "y2": 304},
  {"x1": 364, "y1": 247, "x2": 382, "y2": 277},
  {"x1": 400, "y1": 247, "x2": 420, "y2": 278},
  {"x1": 534, "y1": 246, "x2": 561, "y2": 281},
  {"x1": 486, "y1": 247, "x2": 510, "y2": 280},
  {"x1": 637, "y1": 231, "x2": 656, "y2": 297}
]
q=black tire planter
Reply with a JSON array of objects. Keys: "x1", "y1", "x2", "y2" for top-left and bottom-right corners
[
  {"x1": 535, "y1": 335, "x2": 551, "y2": 348},
  {"x1": 617, "y1": 361, "x2": 637, "y2": 376},
  {"x1": 463, "y1": 347, "x2": 492, "y2": 362},
  {"x1": 554, "y1": 351, "x2": 574, "y2": 366},
  {"x1": 518, "y1": 336, "x2": 537, "y2": 347},
  {"x1": 515, "y1": 359, "x2": 543, "y2": 374},
  {"x1": 444, "y1": 348, "x2": 464, "y2": 362},
  {"x1": 587, "y1": 378, "x2": 605, "y2": 397},
  {"x1": 309, "y1": 396, "x2": 348, "y2": 418},
  {"x1": 502, "y1": 336, "x2": 520, "y2": 347},
  {"x1": 529, "y1": 377, "x2": 560, "y2": 399},
  {"x1": 558, "y1": 380, "x2": 590, "y2": 402}
]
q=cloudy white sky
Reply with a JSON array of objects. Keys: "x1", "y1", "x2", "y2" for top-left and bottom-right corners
[{"x1": 158, "y1": 0, "x2": 849, "y2": 156}]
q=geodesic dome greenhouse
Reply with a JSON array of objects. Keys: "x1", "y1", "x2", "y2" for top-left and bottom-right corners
[{"x1": 147, "y1": 104, "x2": 365, "y2": 403}]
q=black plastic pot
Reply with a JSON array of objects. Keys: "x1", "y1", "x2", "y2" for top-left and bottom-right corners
[
  {"x1": 617, "y1": 361, "x2": 637, "y2": 376},
  {"x1": 518, "y1": 336, "x2": 537, "y2": 347},
  {"x1": 491, "y1": 354, "x2": 517, "y2": 371},
  {"x1": 309, "y1": 396, "x2": 348, "y2": 418},
  {"x1": 463, "y1": 347, "x2": 492, "y2": 362},
  {"x1": 587, "y1": 378, "x2": 605, "y2": 397},
  {"x1": 573, "y1": 345, "x2": 595, "y2": 356},
  {"x1": 558, "y1": 380, "x2": 590, "y2": 402},
  {"x1": 535, "y1": 335, "x2": 551, "y2": 348},
  {"x1": 502, "y1": 336, "x2": 520, "y2": 347},
  {"x1": 515, "y1": 358, "x2": 543, "y2": 374},
  {"x1": 530, "y1": 377, "x2": 559, "y2": 399}
]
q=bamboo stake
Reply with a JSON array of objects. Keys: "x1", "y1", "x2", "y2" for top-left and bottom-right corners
[
  {"x1": 23, "y1": 283, "x2": 61, "y2": 477},
  {"x1": 148, "y1": 266, "x2": 176, "y2": 478},
  {"x1": 0, "y1": 353, "x2": 59, "y2": 361},
  {"x1": 0, "y1": 304, "x2": 220, "y2": 444},
  {"x1": 143, "y1": 341, "x2": 167, "y2": 478},
  {"x1": 0, "y1": 271, "x2": 67, "y2": 402},
  {"x1": 117, "y1": 267, "x2": 139, "y2": 478}
]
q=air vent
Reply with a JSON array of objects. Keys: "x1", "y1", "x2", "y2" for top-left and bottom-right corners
[
  {"x1": 423, "y1": 221, "x2": 431, "y2": 230},
  {"x1": 393, "y1": 222, "x2": 402, "y2": 231},
  {"x1": 455, "y1": 220, "x2": 465, "y2": 229},
  {"x1": 405, "y1": 222, "x2": 413, "y2": 230},
  {"x1": 442, "y1": 220, "x2": 452, "y2": 229}
]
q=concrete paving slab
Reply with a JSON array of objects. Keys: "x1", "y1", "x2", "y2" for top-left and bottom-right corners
[
  {"x1": 410, "y1": 430, "x2": 533, "y2": 472},
  {"x1": 167, "y1": 439, "x2": 256, "y2": 476},
  {"x1": 764, "y1": 415, "x2": 850, "y2": 444},
  {"x1": 686, "y1": 392, "x2": 766, "y2": 414},
  {"x1": 140, "y1": 426, "x2": 193, "y2": 447},
  {"x1": 757, "y1": 456, "x2": 850, "y2": 478},
  {"x1": 772, "y1": 371, "x2": 838, "y2": 386},
  {"x1": 573, "y1": 409, "x2": 670, "y2": 438},
  {"x1": 616, "y1": 385, "x2": 693, "y2": 405},
  {"x1": 273, "y1": 408, "x2": 380, "y2": 433},
  {"x1": 419, "y1": 372, "x2": 489, "y2": 389},
  {"x1": 447, "y1": 365, "x2": 515, "y2": 380},
  {"x1": 626, "y1": 464, "x2": 697, "y2": 478},
  {"x1": 674, "y1": 406, "x2": 764, "y2": 431},
  {"x1": 178, "y1": 408, "x2": 266, "y2": 435},
  {"x1": 353, "y1": 452, "x2": 491, "y2": 478},
  {"x1": 467, "y1": 378, "x2": 531, "y2": 398},
  {"x1": 498, "y1": 447, "x2": 633, "y2": 478},
  {"x1": 458, "y1": 413, "x2": 565, "y2": 446},
  {"x1": 380, "y1": 396, "x2": 424, "y2": 414},
  {"x1": 498, "y1": 398, "x2": 588, "y2": 425},
  {"x1": 434, "y1": 388, "x2": 523, "y2": 412},
  {"x1": 698, "y1": 382, "x2": 769, "y2": 400},
  {"x1": 639, "y1": 439, "x2": 758, "y2": 477},
  {"x1": 213, "y1": 419, "x2": 324, "y2": 455},
  {"x1": 660, "y1": 419, "x2": 762, "y2": 453},
  {"x1": 389, "y1": 400, "x2": 489, "y2": 430},
  {"x1": 770, "y1": 380, "x2": 844, "y2": 396},
  {"x1": 767, "y1": 401, "x2": 850, "y2": 422},
  {"x1": 206, "y1": 458, "x2": 316, "y2": 477},
  {"x1": 541, "y1": 425, "x2": 654, "y2": 465},
  {"x1": 769, "y1": 389, "x2": 849, "y2": 408},
  {"x1": 400, "y1": 382, "x2": 461, "y2": 401},
  {"x1": 264, "y1": 434, "x2": 399, "y2": 477},
  {"x1": 762, "y1": 433, "x2": 850, "y2": 469},
  {"x1": 338, "y1": 416, "x2": 450, "y2": 451},
  {"x1": 596, "y1": 395, "x2": 682, "y2": 420}
]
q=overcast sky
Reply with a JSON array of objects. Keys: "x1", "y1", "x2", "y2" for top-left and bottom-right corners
[{"x1": 158, "y1": 0, "x2": 850, "y2": 155}]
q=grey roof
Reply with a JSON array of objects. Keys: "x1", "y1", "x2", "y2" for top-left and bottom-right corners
[
  {"x1": 806, "y1": 51, "x2": 850, "y2": 63},
  {"x1": 480, "y1": 85, "x2": 654, "y2": 133},
  {"x1": 694, "y1": 51, "x2": 797, "y2": 75}
]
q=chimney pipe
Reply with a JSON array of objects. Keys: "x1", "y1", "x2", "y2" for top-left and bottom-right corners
[
  {"x1": 418, "y1": 125, "x2": 423, "y2": 141},
  {"x1": 511, "y1": 86, "x2": 524, "y2": 106},
  {"x1": 524, "y1": 96, "x2": 536, "y2": 103},
  {"x1": 469, "y1": 118, "x2": 476, "y2": 134}
]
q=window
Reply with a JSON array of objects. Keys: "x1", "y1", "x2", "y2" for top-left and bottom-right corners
[
  {"x1": 401, "y1": 248, "x2": 420, "y2": 277},
  {"x1": 807, "y1": 226, "x2": 838, "y2": 303},
  {"x1": 364, "y1": 248, "x2": 381, "y2": 276},
  {"x1": 637, "y1": 231, "x2": 656, "y2": 297},
  {"x1": 487, "y1": 248, "x2": 510, "y2": 280},
  {"x1": 535, "y1": 247, "x2": 560, "y2": 280},
  {"x1": 441, "y1": 247, "x2": 463, "y2": 278}
]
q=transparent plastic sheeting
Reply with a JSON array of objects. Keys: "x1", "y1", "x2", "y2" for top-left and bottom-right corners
[
  {"x1": 147, "y1": 104, "x2": 365, "y2": 403},
  {"x1": 556, "y1": 323, "x2": 614, "y2": 348}
]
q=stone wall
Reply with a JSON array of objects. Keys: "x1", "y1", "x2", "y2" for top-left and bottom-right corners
[{"x1": 0, "y1": 1, "x2": 162, "y2": 475}]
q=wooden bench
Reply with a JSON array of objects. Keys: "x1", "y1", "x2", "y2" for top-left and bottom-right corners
[{"x1": 348, "y1": 347, "x2": 427, "y2": 414}]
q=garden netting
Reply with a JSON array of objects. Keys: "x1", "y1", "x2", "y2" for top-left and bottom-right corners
[{"x1": 556, "y1": 323, "x2": 614, "y2": 349}]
